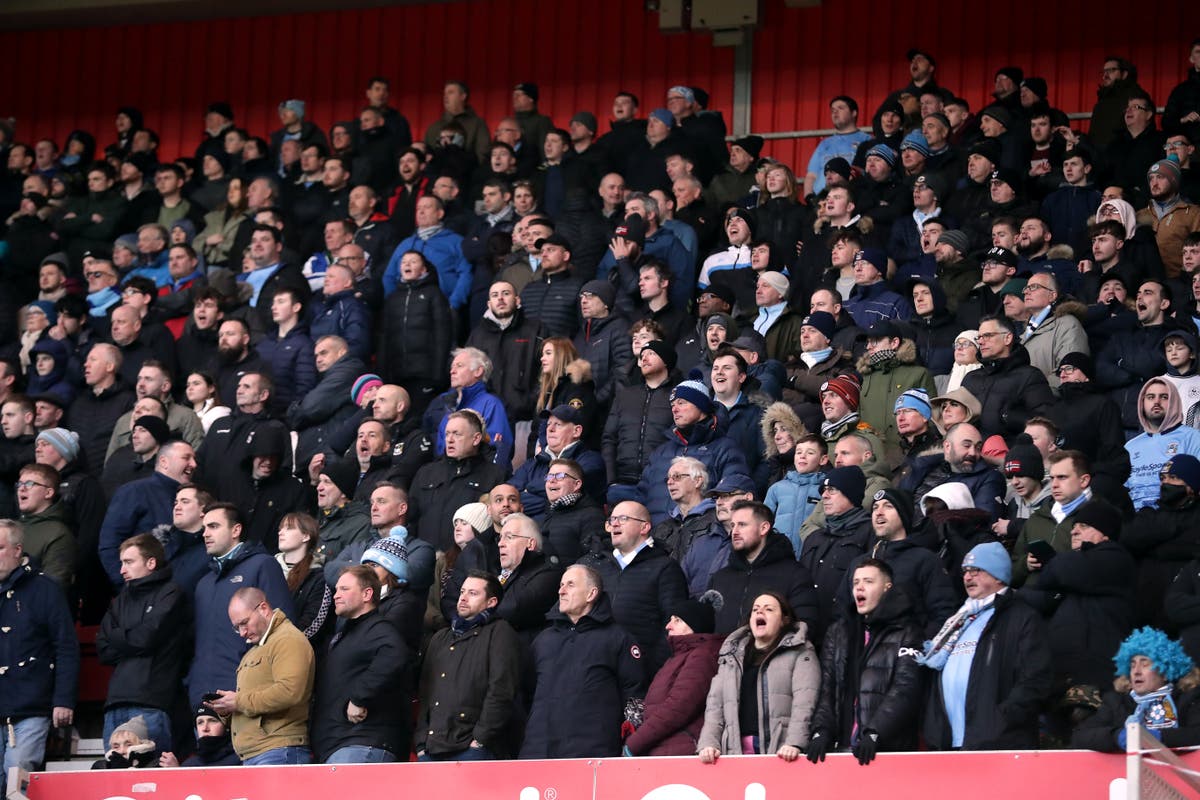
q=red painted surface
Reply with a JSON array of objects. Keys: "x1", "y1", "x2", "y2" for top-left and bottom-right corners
[
  {"x1": 26, "y1": 748, "x2": 1196, "y2": 800},
  {"x1": 0, "y1": 0, "x2": 1192, "y2": 177}
]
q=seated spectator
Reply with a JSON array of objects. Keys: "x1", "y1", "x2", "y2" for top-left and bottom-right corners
[
  {"x1": 919, "y1": 542, "x2": 1053, "y2": 750},
  {"x1": 158, "y1": 706, "x2": 240, "y2": 767},
  {"x1": 624, "y1": 597, "x2": 723, "y2": 756},
  {"x1": 808, "y1": 559, "x2": 924, "y2": 764},
  {"x1": 1072, "y1": 627, "x2": 1200, "y2": 751},
  {"x1": 92, "y1": 716, "x2": 158, "y2": 770},
  {"x1": 1127, "y1": 379, "x2": 1200, "y2": 509},
  {"x1": 697, "y1": 591, "x2": 820, "y2": 761}
]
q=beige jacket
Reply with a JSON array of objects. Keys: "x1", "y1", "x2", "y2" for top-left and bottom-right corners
[{"x1": 232, "y1": 609, "x2": 316, "y2": 759}]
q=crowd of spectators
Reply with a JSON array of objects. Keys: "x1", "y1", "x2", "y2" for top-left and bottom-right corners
[{"x1": 5, "y1": 40, "x2": 1200, "y2": 780}]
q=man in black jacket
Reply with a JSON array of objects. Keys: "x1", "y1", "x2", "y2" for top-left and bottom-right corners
[
  {"x1": 66, "y1": 343, "x2": 134, "y2": 477},
  {"x1": 708, "y1": 500, "x2": 820, "y2": 637},
  {"x1": 584, "y1": 500, "x2": 689, "y2": 677},
  {"x1": 520, "y1": 565, "x2": 645, "y2": 759},
  {"x1": 312, "y1": 565, "x2": 410, "y2": 763},
  {"x1": 961, "y1": 316, "x2": 1055, "y2": 439},
  {"x1": 195, "y1": 372, "x2": 290, "y2": 504},
  {"x1": 603, "y1": 340, "x2": 677, "y2": 492},
  {"x1": 377, "y1": 252, "x2": 452, "y2": 418},
  {"x1": 921, "y1": 541, "x2": 1053, "y2": 750},
  {"x1": 495, "y1": 512, "x2": 562, "y2": 648},
  {"x1": 96, "y1": 533, "x2": 189, "y2": 756},
  {"x1": 799, "y1": 467, "x2": 875, "y2": 640},
  {"x1": 417, "y1": 571, "x2": 521, "y2": 761},
  {"x1": 466, "y1": 280, "x2": 543, "y2": 428},
  {"x1": 808, "y1": 559, "x2": 924, "y2": 764}
]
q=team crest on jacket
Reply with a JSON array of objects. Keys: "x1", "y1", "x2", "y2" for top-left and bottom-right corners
[
  {"x1": 630, "y1": 644, "x2": 642, "y2": 659},
  {"x1": 569, "y1": 398, "x2": 584, "y2": 409},
  {"x1": 1168, "y1": 442, "x2": 1180, "y2": 456}
]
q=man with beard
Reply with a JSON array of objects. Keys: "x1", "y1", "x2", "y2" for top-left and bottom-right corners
[
  {"x1": 1124, "y1": 378, "x2": 1200, "y2": 510},
  {"x1": 214, "y1": 318, "x2": 267, "y2": 409},
  {"x1": 1142, "y1": 160, "x2": 1200, "y2": 279},
  {"x1": 1095, "y1": 280, "x2": 1177, "y2": 435},
  {"x1": 914, "y1": 422, "x2": 1005, "y2": 522},
  {"x1": 1014, "y1": 216, "x2": 1078, "y2": 297}
]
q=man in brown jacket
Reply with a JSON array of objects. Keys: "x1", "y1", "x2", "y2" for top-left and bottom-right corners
[{"x1": 207, "y1": 587, "x2": 315, "y2": 765}]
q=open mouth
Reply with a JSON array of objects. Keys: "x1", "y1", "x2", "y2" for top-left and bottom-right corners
[
  {"x1": 752, "y1": 615, "x2": 768, "y2": 630},
  {"x1": 854, "y1": 592, "x2": 867, "y2": 606}
]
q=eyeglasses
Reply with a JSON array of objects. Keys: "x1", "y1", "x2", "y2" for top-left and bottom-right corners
[
  {"x1": 499, "y1": 533, "x2": 532, "y2": 543},
  {"x1": 1058, "y1": 365, "x2": 1078, "y2": 375},
  {"x1": 606, "y1": 514, "x2": 648, "y2": 526},
  {"x1": 952, "y1": 341, "x2": 976, "y2": 349},
  {"x1": 962, "y1": 566, "x2": 984, "y2": 576},
  {"x1": 545, "y1": 471, "x2": 580, "y2": 482},
  {"x1": 666, "y1": 472, "x2": 694, "y2": 482},
  {"x1": 1023, "y1": 283, "x2": 1052, "y2": 293},
  {"x1": 1165, "y1": 142, "x2": 1190, "y2": 151},
  {"x1": 15, "y1": 480, "x2": 50, "y2": 489},
  {"x1": 977, "y1": 330, "x2": 1009, "y2": 340}
]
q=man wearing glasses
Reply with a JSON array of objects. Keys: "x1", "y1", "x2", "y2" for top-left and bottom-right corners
[
  {"x1": 539, "y1": 459, "x2": 606, "y2": 564},
  {"x1": 1100, "y1": 91, "x2": 1164, "y2": 208},
  {"x1": 961, "y1": 315, "x2": 1054, "y2": 439},
  {"x1": 1089, "y1": 57, "x2": 1143, "y2": 150},
  {"x1": 83, "y1": 257, "x2": 122, "y2": 321},
  {"x1": 584, "y1": 500, "x2": 688, "y2": 676},
  {"x1": 208, "y1": 587, "x2": 314, "y2": 765},
  {"x1": 1017, "y1": 271, "x2": 1088, "y2": 390},
  {"x1": 15, "y1": 463, "x2": 75, "y2": 588}
]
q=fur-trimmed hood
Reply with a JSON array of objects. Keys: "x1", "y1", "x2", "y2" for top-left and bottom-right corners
[
  {"x1": 565, "y1": 358, "x2": 592, "y2": 383},
  {"x1": 812, "y1": 214, "x2": 875, "y2": 236},
  {"x1": 1052, "y1": 299, "x2": 1088, "y2": 321},
  {"x1": 761, "y1": 401, "x2": 807, "y2": 457},
  {"x1": 1114, "y1": 667, "x2": 1200, "y2": 694},
  {"x1": 1046, "y1": 243, "x2": 1075, "y2": 261},
  {"x1": 856, "y1": 337, "x2": 918, "y2": 375}
]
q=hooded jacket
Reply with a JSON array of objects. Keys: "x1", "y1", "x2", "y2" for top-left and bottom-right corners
[
  {"x1": 856, "y1": 339, "x2": 938, "y2": 455},
  {"x1": 19, "y1": 500, "x2": 77, "y2": 589},
  {"x1": 811, "y1": 586, "x2": 925, "y2": 751},
  {"x1": 624, "y1": 631, "x2": 724, "y2": 756},
  {"x1": 1125, "y1": 378, "x2": 1200, "y2": 509},
  {"x1": 520, "y1": 593, "x2": 646, "y2": 759},
  {"x1": 697, "y1": 623, "x2": 820, "y2": 754},
  {"x1": 766, "y1": 470, "x2": 825, "y2": 558},
  {"x1": 26, "y1": 337, "x2": 76, "y2": 406},
  {"x1": 465, "y1": 308, "x2": 544, "y2": 424}
]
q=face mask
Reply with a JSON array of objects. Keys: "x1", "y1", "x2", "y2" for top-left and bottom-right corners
[
  {"x1": 1159, "y1": 483, "x2": 1192, "y2": 508},
  {"x1": 195, "y1": 734, "x2": 228, "y2": 760},
  {"x1": 59, "y1": 154, "x2": 80, "y2": 167}
]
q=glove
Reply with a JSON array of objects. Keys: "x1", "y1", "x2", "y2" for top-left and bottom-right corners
[
  {"x1": 805, "y1": 732, "x2": 829, "y2": 763},
  {"x1": 853, "y1": 731, "x2": 879, "y2": 765}
]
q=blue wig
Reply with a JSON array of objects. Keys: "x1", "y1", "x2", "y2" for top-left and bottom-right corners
[{"x1": 1114, "y1": 627, "x2": 1194, "y2": 682}]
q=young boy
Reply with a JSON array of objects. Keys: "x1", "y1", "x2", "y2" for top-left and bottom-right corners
[{"x1": 765, "y1": 432, "x2": 829, "y2": 557}]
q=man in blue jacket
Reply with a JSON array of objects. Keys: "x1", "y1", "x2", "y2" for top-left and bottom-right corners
[
  {"x1": 428, "y1": 347, "x2": 514, "y2": 468},
  {"x1": 0, "y1": 520, "x2": 78, "y2": 795},
  {"x1": 187, "y1": 502, "x2": 294, "y2": 708},
  {"x1": 382, "y1": 196, "x2": 471, "y2": 310}
]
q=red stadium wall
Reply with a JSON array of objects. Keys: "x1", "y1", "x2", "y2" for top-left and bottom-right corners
[{"x1": 0, "y1": 0, "x2": 1193, "y2": 177}]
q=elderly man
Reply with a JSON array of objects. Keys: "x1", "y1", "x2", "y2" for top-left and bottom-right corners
[
  {"x1": 207, "y1": 587, "x2": 314, "y2": 765},
  {"x1": 494, "y1": 512, "x2": 562, "y2": 645},
  {"x1": 0, "y1": 520, "x2": 78, "y2": 796},
  {"x1": 920, "y1": 542, "x2": 1053, "y2": 750},
  {"x1": 509, "y1": 405, "x2": 604, "y2": 520},
  {"x1": 429, "y1": 348, "x2": 514, "y2": 467},
  {"x1": 520, "y1": 565, "x2": 645, "y2": 759},
  {"x1": 66, "y1": 343, "x2": 135, "y2": 477},
  {"x1": 1017, "y1": 271, "x2": 1089, "y2": 389},
  {"x1": 585, "y1": 500, "x2": 688, "y2": 676}
]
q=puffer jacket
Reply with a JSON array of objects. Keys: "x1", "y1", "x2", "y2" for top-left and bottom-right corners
[
  {"x1": 255, "y1": 323, "x2": 317, "y2": 413},
  {"x1": 766, "y1": 471, "x2": 826, "y2": 557},
  {"x1": 652, "y1": 498, "x2": 723, "y2": 565},
  {"x1": 624, "y1": 632, "x2": 724, "y2": 756},
  {"x1": 841, "y1": 537, "x2": 959, "y2": 638},
  {"x1": 635, "y1": 416, "x2": 751, "y2": 524},
  {"x1": 309, "y1": 289, "x2": 371, "y2": 363},
  {"x1": 856, "y1": 339, "x2": 937, "y2": 456},
  {"x1": 811, "y1": 586, "x2": 924, "y2": 751},
  {"x1": 708, "y1": 531, "x2": 820, "y2": 637},
  {"x1": 1095, "y1": 321, "x2": 1172, "y2": 432},
  {"x1": 573, "y1": 312, "x2": 633, "y2": 407},
  {"x1": 696, "y1": 624, "x2": 820, "y2": 754},
  {"x1": 519, "y1": 267, "x2": 584, "y2": 340},
  {"x1": 377, "y1": 270, "x2": 453, "y2": 388},
  {"x1": 603, "y1": 373, "x2": 677, "y2": 485},
  {"x1": 960, "y1": 344, "x2": 1055, "y2": 439}
]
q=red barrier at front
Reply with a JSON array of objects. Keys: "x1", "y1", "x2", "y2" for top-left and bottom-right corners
[{"x1": 30, "y1": 749, "x2": 1191, "y2": 800}]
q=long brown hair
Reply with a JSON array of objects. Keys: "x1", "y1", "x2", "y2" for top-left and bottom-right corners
[
  {"x1": 537, "y1": 337, "x2": 578, "y2": 413},
  {"x1": 279, "y1": 512, "x2": 320, "y2": 593}
]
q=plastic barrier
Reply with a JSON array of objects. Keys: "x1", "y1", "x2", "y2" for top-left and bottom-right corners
[{"x1": 25, "y1": 749, "x2": 1200, "y2": 800}]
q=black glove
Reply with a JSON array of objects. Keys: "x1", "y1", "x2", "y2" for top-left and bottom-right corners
[
  {"x1": 805, "y1": 731, "x2": 829, "y2": 763},
  {"x1": 853, "y1": 731, "x2": 879, "y2": 765}
]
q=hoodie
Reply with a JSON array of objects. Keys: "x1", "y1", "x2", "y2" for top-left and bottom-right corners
[{"x1": 1126, "y1": 378, "x2": 1200, "y2": 509}]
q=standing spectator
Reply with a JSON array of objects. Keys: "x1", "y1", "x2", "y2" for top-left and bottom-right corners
[
  {"x1": 1124, "y1": 380, "x2": 1200, "y2": 510},
  {"x1": 206, "y1": 587, "x2": 315, "y2": 765},
  {"x1": 0, "y1": 520, "x2": 78, "y2": 796},
  {"x1": 96, "y1": 533, "x2": 189, "y2": 755},
  {"x1": 573, "y1": 280, "x2": 633, "y2": 409},
  {"x1": 919, "y1": 542, "x2": 1053, "y2": 750},
  {"x1": 256, "y1": 288, "x2": 316, "y2": 414},
  {"x1": 377, "y1": 250, "x2": 452, "y2": 417},
  {"x1": 66, "y1": 343, "x2": 134, "y2": 476},
  {"x1": 382, "y1": 196, "x2": 472, "y2": 312},
  {"x1": 310, "y1": 262, "x2": 371, "y2": 362},
  {"x1": 312, "y1": 565, "x2": 410, "y2": 764},
  {"x1": 15, "y1": 463, "x2": 76, "y2": 588},
  {"x1": 798, "y1": 467, "x2": 874, "y2": 638},
  {"x1": 520, "y1": 564, "x2": 645, "y2": 759},
  {"x1": 804, "y1": 96, "x2": 871, "y2": 198},
  {"x1": 1124, "y1": 455, "x2": 1200, "y2": 629},
  {"x1": 417, "y1": 570, "x2": 521, "y2": 761}
]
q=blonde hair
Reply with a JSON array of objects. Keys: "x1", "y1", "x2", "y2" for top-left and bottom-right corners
[{"x1": 537, "y1": 337, "x2": 578, "y2": 413}]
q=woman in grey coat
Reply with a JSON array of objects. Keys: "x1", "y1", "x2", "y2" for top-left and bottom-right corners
[{"x1": 697, "y1": 591, "x2": 820, "y2": 761}]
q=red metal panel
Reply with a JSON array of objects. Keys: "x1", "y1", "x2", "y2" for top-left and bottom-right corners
[{"x1": 0, "y1": 0, "x2": 1192, "y2": 174}]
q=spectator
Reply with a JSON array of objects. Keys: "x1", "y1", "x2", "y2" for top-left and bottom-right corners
[
  {"x1": 920, "y1": 542, "x2": 1053, "y2": 750},
  {"x1": 961, "y1": 316, "x2": 1055, "y2": 439},
  {"x1": 158, "y1": 707, "x2": 240, "y2": 767},
  {"x1": 429, "y1": 347, "x2": 514, "y2": 468},
  {"x1": 697, "y1": 591, "x2": 820, "y2": 761},
  {"x1": 382, "y1": 196, "x2": 471, "y2": 312},
  {"x1": 465, "y1": 279, "x2": 543, "y2": 428},
  {"x1": 206, "y1": 587, "x2": 315, "y2": 765},
  {"x1": 799, "y1": 466, "x2": 874, "y2": 638},
  {"x1": 573, "y1": 280, "x2": 633, "y2": 409},
  {"x1": 66, "y1": 343, "x2": 134, "y2": 476},
  {"x1": 256, "y1": 288, "x2": 316, "y2": 414},
  {"x1": 494, "y1": 512, "x2": 562, "y2": 646},
  {"x1": 808, "y1": 559, "x2": 924, "y2": 764},
  {"x1": 857, "y1": 320, "x2": 937, "y2": 456},
  {"x1": 520, "y1": 564, "x2": 645, "y2": 759},
  {"x1": 15, "y1": 463, "x2": 76, "y2": 588},
  {"x1": 1124, "y1": 379, "x2": 1200, "y2": 510},
  {"x1": 1125, "y1": 454, "x2": 1200, "y2": 630},
  {"x1": 275, "y1": 513, "x2": 334, "y2": 647},
  {"x1": 914, "y1": 422, "x2": 1006, "y2": 522}
]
